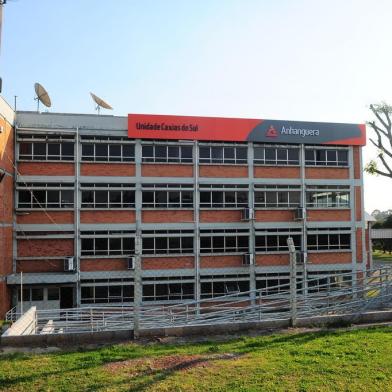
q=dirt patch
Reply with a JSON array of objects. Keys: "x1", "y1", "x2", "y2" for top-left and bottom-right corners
[{"x1": 105, "y1": 352, "x2": 241, "y2": 376}]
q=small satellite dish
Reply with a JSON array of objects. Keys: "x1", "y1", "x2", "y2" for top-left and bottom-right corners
[
  {"x1": 90, "y1": 92, "x2": 113, "y2": 114},
  {"x1": 34, "y1": 82, "x2": 51, "y2": 112}
]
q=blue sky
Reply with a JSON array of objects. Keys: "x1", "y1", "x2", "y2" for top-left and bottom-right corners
[{"x1": 3, "y1": 0, "x2": 392, "y2": 211}]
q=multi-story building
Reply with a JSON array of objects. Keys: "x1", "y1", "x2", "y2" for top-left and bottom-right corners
[{"x1": 0, "y1": 109, "x2": 368, "y2": 316}]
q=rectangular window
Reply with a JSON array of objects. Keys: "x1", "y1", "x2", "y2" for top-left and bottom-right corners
[
  {"x1": 254, "y1": 145, "x2": 299, "y2": 165},
  {"x1": 201, "y1": 279, "x2": 249, "y2": 298},
  {"x1": 199, "y1": 144, "x2": 247, "y2": 164},
  {"x1": 80, "y1": 184, "x2": 135, "y2": 209},
  {"x1": 142, "y1": 144, "x2": 193, "y2": 163},
  {"x1": 305, "y1": 148, "x2": 348, "y2": 166},
  {"x1": 18, "y1": 135, "x2": 75, "y2": 161},
  {"x1": 255, "y1": 230, "x2": 301, "y2": 252},
  {"x1": 47, "y1": 288, "x2": 60, "y2": 301},
  {"x1": 307, "y1": 230, "x2": 351, "y2": 251},
  {"x1": 200, "y1": 229, "x2": 249, "y2": 253},
  {"x1": 80, "y1": 231, "x2": 135, "y2": 256},
  {"x1": 142, "y1": 282, "x2": 194, "y2": 301},
  {"x1": 81, "y1": 284, "x2": 134, "y2": 304},
  {"x1": 81, "y1": 136, "x2": 135, "y2": 162},
  {"x1": 306, "y1": 186, "x2": 350, "y2": 208},
  {"x1": 254, "y1": 185, "x2": 301, "y2": 208},
  {"x1": 142, "y1": 184, "x2": 193, "y2": 208},
  {"x1": 199, "y1": 185, "x2": 248, "y2": 208},
  {"x1": 17, "y1": 184, "x2": 74, "y2": 209},
  {"x1": 142, "y1": 230, "x2": 194, "y2": 255}
]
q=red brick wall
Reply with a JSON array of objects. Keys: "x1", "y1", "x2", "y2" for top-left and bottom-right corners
[
  {"x1": 254, "y1": 166, "x2": 300, "y2": 178},
  {"x1": 199, "y1": 165, "x2": 248, "y2": 178},
  {"x1": 355, "y1": 186, "x2": 362, "y2": 221},
  {"x1": 17, "y1": 239, "x2": 74, "y2": 257},
  {"x1": 18, "y1": 162, "x2": 74, "y2": 176},
  {"x1": 81, "y1": 210, "x2": 136, "y2": 224},
  {"x1": 356, "y1": 228, "x2": 363, "y2": 262},
  {"x1": 307, "y1": 252, "x2": 351, "y2": 264},
  {"x1": 16, "y1": 260, "x2": 64, "y2": 273},
  {"x1": 0, "y1": 117, "x2": 14, "y2": 174},
  {"x1": 200, "y1": 210, "x2": 242, "y2": 223},
  {"x1": 81, "y1": 258, "x2": 127, "y2": 271},
  {"x1": 305, "y1": 167, "x2": 349, "y2": 179},
  {"x1": 17, "y1": 211, "x2": 74, "y2": 224},
  {"x1": 0, "y1": 228, "x2": 13, "y2": 276},
  {"x1": 0, "y1": 282, "x2": 11, "y2": 318},
  {"x1": 142, "y1": 164, "x2": 192, "y2": 177},
  {"x1": 307, "y1": 209, "x2": 351, "y2": 222},
  {"x1": 142, "y1": 210, "x2": 193, "y2": 223},
  {"x1": 255, "y1": 210, "x2": 295, "y2": 222},
  {"x1": 256, "y1": 254, "x2": 290, "y2": 266},
  {"x1": 200, "y1": 255, "x2": 243, "y2": 268},
  {"x1": 142, "y1": 256, "x2": 194, "y2": 269},
  {"x1": 0, "y1": 174, "x2": 13, "y2": 223},
  {"x1": 353, "y1": 146, "x2": 361, "y2": 179},
  {"x1": 81, "y1": 163, "x2": 135, "y2": 176}
]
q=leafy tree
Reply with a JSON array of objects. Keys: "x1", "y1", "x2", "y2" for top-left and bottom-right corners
[{"x1": 365, "y1": 103, "x2": 392, "y2": 178}]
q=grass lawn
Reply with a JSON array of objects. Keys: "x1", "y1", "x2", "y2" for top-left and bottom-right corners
[
  {"x1": 1, "y1": 327, "x2": 392, "y2": 391},
  {"x1": 373, "y1": 249, "x2": 392, "y2": 263}
]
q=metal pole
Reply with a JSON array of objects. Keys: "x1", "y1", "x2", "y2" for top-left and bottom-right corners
[
  {"x1": 20, "y1": 271, "x2": 23, "y2": 314},
  {"x1": 287, "y1": 237, "x2": 297, "y2": 327}
]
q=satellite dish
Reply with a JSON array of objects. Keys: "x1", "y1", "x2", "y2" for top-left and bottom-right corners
[
  {"x1": 90, "y1": 92, "x2": 113, "y2": 114},
  {"x1": 34, "y1": 82, "x2": 51, "y2": 111}
]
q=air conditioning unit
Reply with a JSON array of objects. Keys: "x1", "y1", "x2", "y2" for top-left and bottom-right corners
[
  {"x1": 242, "y1": 208, "x2": 254, "y2": 221},
  {"x1": 294, "y1": 207, "x2": 305, "y2": 221},
  {"x1": 64, "y1": 257, "x2": 75, "y2": 272},
  {"x1": 127, "y1": 257, "x2": 135, "y2": 270},
  {"x1": 243, "y1": 253, "x2": 254, "y2": 266}
]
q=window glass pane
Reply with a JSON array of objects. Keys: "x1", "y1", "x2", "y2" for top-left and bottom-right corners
[
  {"x1": 168, "y1": 146, "x2": 179, "y2": 161},
  {"x1": 123, "y1": 237, "x2": 134, "y2": 252},
  {"x1": 142, "y1": 191, "x2": 154, "y2": 206},
  {"x1": 315, "y1": 150, "x2": 326, "y2": 165},
  {"x1": 109, "y1": 191, "x2": 122, "y2": 207},
  {"x1": 326, "y1": 150, "x2": 337, "y2": 163},
  {"x1": 181, "y1": 191, "x2": 193, "y2": 207},
  {"x1": 318, "y1": 234, "x2": 329, "y2": 248},
  {"x1": 200, "y1": 192, "x2": 211, "y2": 206},
  {"x1": 142, "y1": 237, "x2": 154, "y2": 252},
  {"x1": 95, "y1": 144, "x2": 108, "y2": 160},
  {"x1": 213, "y1": 236, "x2": 224, "y2": 252},
  {"x1": 181, "y1": 237, "x2": 194, "y2": 252},
  {"x1": 19, "y1": 142, "x2": 32, "y2": 158},
  {"x1": 122, "y1": 145, "x2": 134, "y2": 161},
  {"x1": 48, "y1": 288, "x2": 60, "y2": 300},
  {"x1": 212, "y1": 192, "x2": 224, "y2": 207},
  {"x1": 156, "y1": 237, "x2": 167, "y2": 253},
  {"x1": 277, "y1": 149, "x2": 287, "y2": 161},
  {"x1": 181, "y1": 146, "x2": 193, "y2": 162},
  {"x1": 109, "y1": 237, "x2": 122, "y2": 252},
  {"x1": 48, "y1": 143, "x2": 60, "y2": 158},
  {"x1": 266, "y1": 192, "x2": 277, "y2": 207},
  {"x1": 237, "y1": 192, "x2": 248, "y2": 206},
  {"x1": 254, "y1": 147, "x2": 264, "y2": 162},
  {"x1": 95, "y1": 191, "x2": 108, "y2": 207},
  {"x1": 123, "y1": 191, "x2": 135, "y2": 207},
  {"x1": 142, "y1": 145, "x2": 153, "y2": 161},
  {"x1": 238, "y1": 236, "x2": 249, "y2": 250},
  {"x1": 211, "y1": 147, "x2": 223, "y2": 163},
  {"x1": 224, "y1": 147, "x2": 235, "y2": 163},
  {"x1": 155, "y1": 191, "x2": 167, "y2": 207},
  {"x1": 277, "y1": 191, "x2": 288, "y2": 206},
  {"x1": 95, "y1": 238, "x2": 108, "y2": 253},
  {"x1": 62, "y1": 143, "x2": 74, "y2": 159},
  {"x1": 33, "y1": 190, "x2": 46, "y2": 207},
  {"x1": 338, "y1": 150, "x2": 348, "y2": 165},
  {"x1": 236, "y1": 147, "x2": 247, "y2": 162},
  {"x1": 61, "y1": 190, "x2": 74, "y2": 207},
  {"x1": 254, "y1": 192, "x2": 265, "y2": 206},
  {"x1": 169, "y1": 237, "x2": 181, "y2": 251},
  {"x1": 200, "y1": 237, "x2": 211, "y2": 252},
  {"x1": 265, "y1": 148, "x2": 275, "y2": 163},
  {"x1": 168, "y1": 191, "x2": 180, "y2": 207},
  {"x1": 224, "y1": 191, "x2": 236, "y2": 207},
  {"x1": 18, "y1": 191, "x2": 31, "y2": 207},
  {"x1": 155, "y1": 146, "x2": 167, "y2": 162},
  {"x1": 305, "y1": 150, "x2": 314, "y2": 163},
  {"x1": 47, "y1": 190, "x2": 60, "y2": 208},
  {"x1": 31, "y1": 288, "x2": 44, "y2": 301},
  {"x1": 82, "y1": 144, "x2": 94, "y2": 160},
  {"x1": 288, "y1": 149, "x2": 299, "y2": 163},
  {"x1": 34, "y1": 143, "x2": 46, "y2": 157},
  {"x1": 22, "y1": 288, "x2": 30, "y2": 302},
  {"x1": 267, "y1": 236, "x2": 278, "y2": 250},
  {"x1": 82, "y1": 191, "x2": 94, "y2": 207},
  {"x1": 199, "y1": 146, "x2": 210, "y2": 162},
  {"x1": 109, "y1": 144, "x2": 121, "y2": 161},
  {"x1": 290, "y1": 191, "x2": 301, "y2": 206},
  {"x1": 225, "y1": 236, "x2": 236, "y2": 250}
]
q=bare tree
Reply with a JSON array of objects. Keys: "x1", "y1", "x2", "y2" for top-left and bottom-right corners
[{"x1": 365, "y1": 103, "x2": 392, "y2": 178}]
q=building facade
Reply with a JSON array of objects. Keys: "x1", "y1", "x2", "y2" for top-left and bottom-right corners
[{"x1": 0, "y1": 110, "x2": 367, "y2": 316}]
